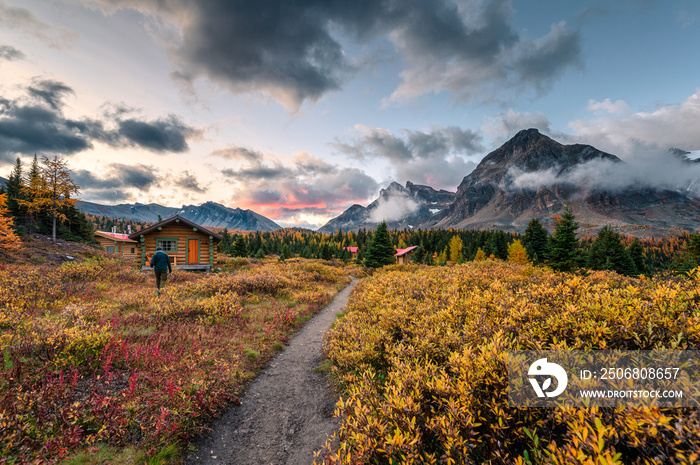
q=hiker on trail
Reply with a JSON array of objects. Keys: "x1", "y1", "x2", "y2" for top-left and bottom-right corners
[{"x1": 150, "y1": 246, "x2": 172, "y2": 296}]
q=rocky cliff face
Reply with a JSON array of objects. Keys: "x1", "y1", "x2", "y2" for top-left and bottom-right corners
[
  {"x1": 322, "y1": 129, "x2": 700, "y2": 236},
  {"x1": 78, "y1": 200, "x2": 281, "y2": 231},
  {"x1": 423, "y1": 129, "x2": 700, "y2": 234},
  {"x1": 317, "y1": 181, "x2": 455, "y2": 232}
]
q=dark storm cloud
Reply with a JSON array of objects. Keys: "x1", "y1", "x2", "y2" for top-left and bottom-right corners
[
  {"x1": 74, "y1": 163, "x2": 159, "y2": 190},
  {"x1": 116, "y1": 115, "x2": 195, "y2": 153},
  {"x1": 0, "y1": 45, "x2": 24, "y2": 61},
  {"x1": 91, "y1": 0, "x2": 581, "y2": 108},
  {"x1": 514, "y1": 22, "x2": 582, "y2": 90},
  {"x1": 0, "y1": 80, "x2": 93, "y2": 161},
  {"x1": 174, "y1": 171, "x2": 207, "y2": 193},
  {"x1": 26, "y1": 78, "x2": 74, "y2": 111},
  {"x1": 0, "y1": 79, "x2": 199, "y2": 159}
]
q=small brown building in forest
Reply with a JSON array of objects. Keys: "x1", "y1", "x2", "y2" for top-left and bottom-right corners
[
  {"x1": 394, "y1": 246, "x2": 419, "y2": 265},
  {"x1": 343, "y1": 246, "x2": 359, "y2": 260},
  {"x1": 94, "y1": 231, "x2": 139, "y2": 260},
  {"x1": 128, "y1": 215, "x2": 223, "y2": 271}
]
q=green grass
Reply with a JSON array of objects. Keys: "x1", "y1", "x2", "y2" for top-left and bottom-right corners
[
  {"x1": 243, "y1": 347, "x2": 260, "y2": 361},
  {"x1": 313, "y1": 359, "x2": 332, "y2": 374}
]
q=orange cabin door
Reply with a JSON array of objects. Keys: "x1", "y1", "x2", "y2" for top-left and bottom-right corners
[{"x1": 188, "y1": 239, "x2": 199, "y2": 264}]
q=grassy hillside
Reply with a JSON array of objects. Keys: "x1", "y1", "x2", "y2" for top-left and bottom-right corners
[{"x1": 0, "y1": 252, "x2": 352, "y2": 464}]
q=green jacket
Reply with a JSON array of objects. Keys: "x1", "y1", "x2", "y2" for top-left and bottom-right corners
[{"x1": 150, "y1": 251, "x2": 172, "y2": 272}]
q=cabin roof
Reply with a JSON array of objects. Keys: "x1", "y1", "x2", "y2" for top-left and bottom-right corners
[
  {"x1": 94, "y1": 231, "x2": 137, "y2": 243},
  {"x1": 128, "y1": 214, "x2": 223, "y2": 241},
  {"x1": 395, "y1": 246, "x2": 419, "y2": 257},
  {"x1": 344, "y1": 246, "x2": 359, "y2": 253}
]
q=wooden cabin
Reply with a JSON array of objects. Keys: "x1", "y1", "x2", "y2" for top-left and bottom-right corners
[
  {"x1": 394, "y1": 246, "x2": 419, "y2": 265},
  {"x1": 94, "y1": 231, "x2": 139, "y2": 260},
  {"x1": 344, "y1": 246, "x2": 359, "y2": 260},
  {"x1": 128, "y1": 215, "x2": 223, "y2": 271}
]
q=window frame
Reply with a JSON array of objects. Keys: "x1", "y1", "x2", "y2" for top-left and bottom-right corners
[{"x1": 156, "y1": 237, "x2": 179, "y2": 253}]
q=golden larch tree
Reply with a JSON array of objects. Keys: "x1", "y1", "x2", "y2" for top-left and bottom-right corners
[
  {"x1": 19, "y1": 156, "x2": 79, "y2": 243},
  {"x1": 0, "y1": 192, "x2": 22, "y2": 253},
  {"x1": 449, "y1": 235, "x2": 463, "y2": 263},
  {"x1": 507, "y1": 239, "x2": 531, "y2": 265},
  {"x1": 474, "y1": 247, "x2": 486, "y2": 261}
]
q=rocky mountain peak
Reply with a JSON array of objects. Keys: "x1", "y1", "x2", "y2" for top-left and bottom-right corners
[{"x1": 460, "y1": 129, "x2": 620, "y2": 190}]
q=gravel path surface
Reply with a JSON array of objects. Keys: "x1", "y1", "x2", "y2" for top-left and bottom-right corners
[{"x1": 185, "y1": 278, "x2": 358, "y2": 465}]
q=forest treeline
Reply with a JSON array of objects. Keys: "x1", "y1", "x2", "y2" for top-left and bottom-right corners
[
  {"x1": 1, "y1": 155, "x2": 697, "y2": 274},
  {"x1": 217, "y1": 207, "x2": 700, "y2": 276}
]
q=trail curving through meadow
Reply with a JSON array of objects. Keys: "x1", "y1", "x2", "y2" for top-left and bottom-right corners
[{"x1": 185, "y1": 277, "x2": 358, "y2": 465}]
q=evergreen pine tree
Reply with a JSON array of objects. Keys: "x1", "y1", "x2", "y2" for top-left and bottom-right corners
[
  {"x1": 487, "y1": 230, "x2": 508, "y2": 260},
  {"x1": 548, "y1": 206, "x2": 582, "y2": 272},
  {"x1": 279, "y1": 244, "x2": 292, "y2": 261},
  {"x1": 255, "y1": 247, "x2": 266, "y2": 259},
  {"x1": 354, "y1": 247, "x2": 364, "y2": 265},
  {"x1": 5, "y1": 157, "x2": 25, "y2": 222},
  {"x1": 231, "y1": 236, "x2": 248, "y2": 257},
  {"x1": 628, "y1": 238, "x2": 647, "y2": 275},
  {"x1": 412, "y1": 244, "x2": 426, "y2": 264},
  {"x1": 321, "y1": 243, "x2": 333, "y2": 260},
  {"x1": 587, "y1": 226, "x2": 637, "y2": 276},
  {"x1": 672, "y1": 234, "x2": 700, "y2": 274},
  {"x1": 522, "y1": 218, "x2": 549, "y2": 264},
  {"x1": 363, "y1": 221, "x2": 396, "y2": 268}
]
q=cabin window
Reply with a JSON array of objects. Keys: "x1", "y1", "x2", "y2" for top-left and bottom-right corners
[
  {"x1": 157, "y1": 239, "x2": 177, "y2": 252},
  {"x1": 106, "y1": 246, "x2": 115, "y2": 253},
  {"x1": 131, "y1": 247, "x2": 135, "y2": 254}
]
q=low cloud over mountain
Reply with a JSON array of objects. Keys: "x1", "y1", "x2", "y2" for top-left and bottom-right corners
[{"x1": 323, "y1": 129, "x2": 700, "y2": 236}]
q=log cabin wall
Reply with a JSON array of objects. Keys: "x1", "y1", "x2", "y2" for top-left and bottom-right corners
[
  {"x1": 95, "y1": 235, "x2": 139, "y2": 260},
  {"x1": 137, "y1": 222, "x2": 219, "y2": 267}
]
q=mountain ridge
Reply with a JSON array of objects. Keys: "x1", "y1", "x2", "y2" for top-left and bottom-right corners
[
  {"x1": 77, "y1": 200, "x2": 281, "y2": 231},
  {"x1": 321, "y1": 129, "x2": 700, "y2": 236},
  {"x1": 317, "y1": 181, "x2": 455, "y2": 233}
]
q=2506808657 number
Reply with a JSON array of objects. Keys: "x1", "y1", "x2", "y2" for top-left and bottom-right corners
[{"x1": 600, "y1": 367, "x2": 680, "y2": 380}]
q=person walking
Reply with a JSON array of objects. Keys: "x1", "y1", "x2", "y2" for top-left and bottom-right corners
[{"x1": 150, "y1": 246, "x2": 172, "y2": 296}]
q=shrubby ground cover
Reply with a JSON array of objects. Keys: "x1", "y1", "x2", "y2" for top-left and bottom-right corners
[
  {"x1": 321, "y1": 262, "x2": 700, "y2": 464},
  {"x1": 0, "y1": 256, "x2": 350, "y2": 463}
]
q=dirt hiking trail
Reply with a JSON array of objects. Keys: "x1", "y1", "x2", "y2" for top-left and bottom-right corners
[{"x1": 186, "y1": 277, "x2": 358, "y2": 465}]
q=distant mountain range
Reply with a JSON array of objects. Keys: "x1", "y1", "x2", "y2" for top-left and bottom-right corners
[
  {"x1": 320, "y1": 129, "x2": 700, "y2": 236},
  {"x1": 0, "y1": 176, "x2": 7, "y2": 187},
  {"x1": 77, "y1": 200, "x2": 281, "y2": 231},
  {"x1": 318, "y1": 181, "x2": 454, "y2": 233}
]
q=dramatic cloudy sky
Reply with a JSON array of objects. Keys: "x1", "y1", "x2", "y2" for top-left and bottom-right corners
[{"x1": 1, "y1": 0, "x2": 699, "y2": 228}]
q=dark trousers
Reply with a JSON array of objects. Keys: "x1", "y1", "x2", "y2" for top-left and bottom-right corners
[{"x1": 155, "y1": 270, "x2": 168, "y2": 289}]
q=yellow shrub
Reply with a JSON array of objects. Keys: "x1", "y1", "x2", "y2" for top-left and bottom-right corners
[{"x1": 321, "y1": 261, "x2": 700, "y2": 464}]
